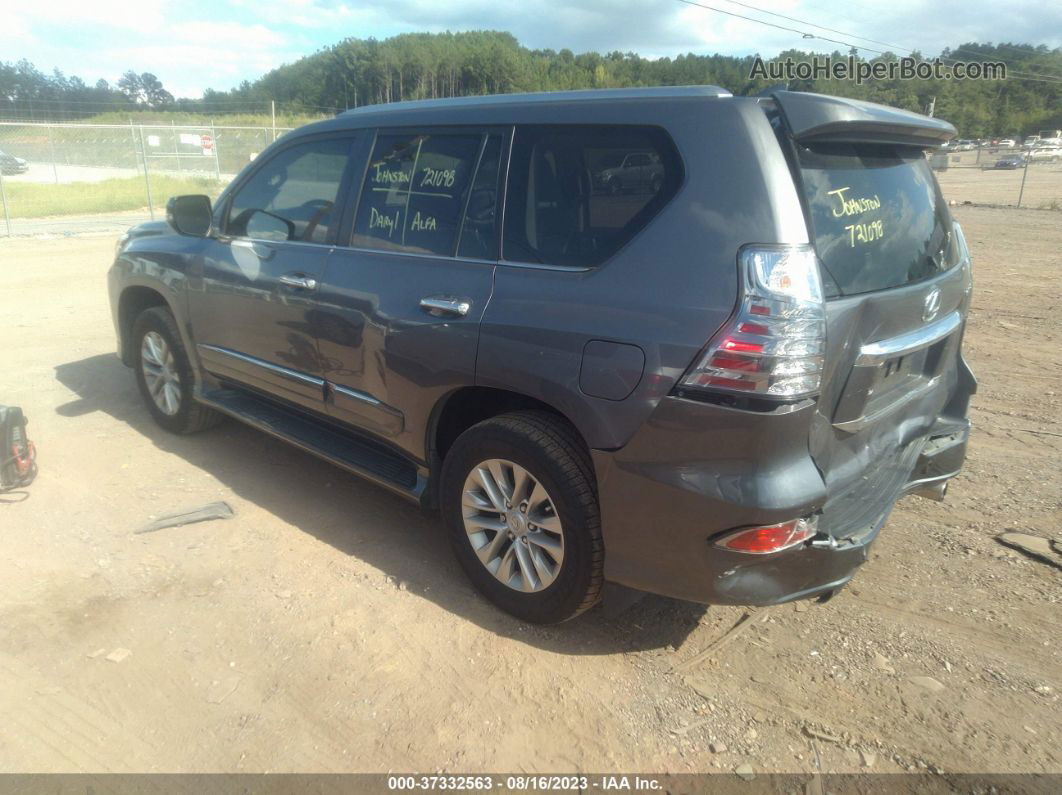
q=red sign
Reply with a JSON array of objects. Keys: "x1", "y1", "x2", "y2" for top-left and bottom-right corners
[{"x1": 200, "y1": 135, "x2": 214, "y2": 152}]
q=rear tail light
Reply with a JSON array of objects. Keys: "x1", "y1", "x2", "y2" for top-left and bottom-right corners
[
  {"x1": 680, "y1": 245, "x2": 826, "y2": 399},
  {"x1": 714, "y1": 516, "x2": 818, "y2": 554}
]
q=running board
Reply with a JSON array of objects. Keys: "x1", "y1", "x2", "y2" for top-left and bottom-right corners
[{"x1": 198, "y1": 387, "x2": 425, "y2": 504}]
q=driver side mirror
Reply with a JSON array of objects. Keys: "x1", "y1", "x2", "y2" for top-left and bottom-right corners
[{"x1": 166, "y1": 195, "x2": 212, "y2": 237}]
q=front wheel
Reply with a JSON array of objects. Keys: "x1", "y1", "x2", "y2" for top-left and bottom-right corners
[
  {"x1": 132, "y1": 306, "x2": 223, "y2": 435},
  {"x1": 440, "y1": 411, "x2": 604, "y2": 623}
]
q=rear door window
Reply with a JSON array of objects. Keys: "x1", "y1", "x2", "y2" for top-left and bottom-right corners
[
  {"x1": 503, "y1": 125, "x2": 681, "y2": 268},
  {"x1": 456, "y1": 134, "x2": 503, "y2": 260},
  {"x1": 796, "y1": 143, "x2": 955, "y2": 296},
  {"x1": 352, "y1": 132, "x2": 482, "y2": 256}
]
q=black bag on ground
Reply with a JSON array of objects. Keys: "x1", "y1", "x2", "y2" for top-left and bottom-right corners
[{"x1": 1, "y1": 405, "x2": 37, "y2": 492}]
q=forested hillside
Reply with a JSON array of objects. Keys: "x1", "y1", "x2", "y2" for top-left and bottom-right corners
[{"x1": 4, "y1": 31, "x2": 1061, "y2": 137}]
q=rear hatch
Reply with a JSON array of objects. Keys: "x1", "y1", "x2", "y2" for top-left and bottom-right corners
[{"x1": 772, "y1": 91, "x2": 975, "y2": 540}]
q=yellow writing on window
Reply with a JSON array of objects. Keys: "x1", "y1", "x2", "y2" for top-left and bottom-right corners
[
  {"x1": 845, "y1": 220, "x2": 885, "y2": 247},
  {"x1": 827, "y1": 186, "x2": 881, "y2": 217}
]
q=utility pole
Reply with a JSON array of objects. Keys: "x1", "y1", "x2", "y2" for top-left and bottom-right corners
[
  {"x1": 211, "y1": 120, "x2": 221, "y2": 180},
  {"x1": 1017, "y1": 154, "x2": 1030, "y2": 209},
  {"x1": 47, "y1": 124, "x2": 59, "y2": 184},
  {"x1": 271, "y1": 100, "x2": 277, "y2": 142},
  {"x1": 138, "y1": 125, "x2": 155, "y2": 221},
  {"x1": 172, "y1": 119, "x2": 181, "y2": 173},
  {"x1": 0, "y1": 167, "x2": 11, "y2": 237}
]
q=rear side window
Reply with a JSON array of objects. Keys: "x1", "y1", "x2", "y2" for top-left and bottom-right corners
[
  {"x1": 503, "y1": 126, "x2": 681, "y2": 268},
  {"x1": 227, "y1": 138, "x2": 351, "y2": 243},
  {"x1": 352, "y1": 132, "x2": 482, "y2": 256},
  {"x1": 456, "y1": 134, "x2": 503, "y2": 260},
  {"x1": 796, "y1": 143, "x2": 954, "y2": 296}
]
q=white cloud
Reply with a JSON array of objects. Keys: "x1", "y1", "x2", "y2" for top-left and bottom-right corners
[
  {"x1": 10, "y1": 0, "x2": 167, "y2": 32},
  {"x1": 2, "y1": 0, "x2": 1060, "y2": 98}
]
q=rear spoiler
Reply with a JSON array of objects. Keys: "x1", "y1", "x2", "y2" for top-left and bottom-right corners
[{"x1": 770, "y1": 90, "x2": 955, "y2": 148}]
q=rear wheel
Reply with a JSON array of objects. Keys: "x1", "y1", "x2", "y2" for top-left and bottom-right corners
[
  {"x1": 132, "y1": 307, "x2": 223, "y2": 435},
  {"x1": 440, "y1": 411, "x2": 604, "y2": 623}
]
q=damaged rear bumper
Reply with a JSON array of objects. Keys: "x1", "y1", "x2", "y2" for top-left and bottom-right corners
[{"x1": 593, "y1": 397, "x2": 971, "y2": 607}]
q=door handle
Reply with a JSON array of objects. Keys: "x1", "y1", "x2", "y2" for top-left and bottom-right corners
[
  {"x1": 420, "y1": 296, "x2": 471, "y2": 317},
  {"x1": 279, "y1": 273, "x2": 318, "y2": 291}
]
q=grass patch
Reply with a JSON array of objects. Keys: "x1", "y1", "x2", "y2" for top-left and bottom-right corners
[{"x1": 0, "y1": 175, "x2": 225, "y2": 218}]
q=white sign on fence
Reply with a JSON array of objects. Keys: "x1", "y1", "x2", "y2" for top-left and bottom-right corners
[
  {"x1": 179, "y1": 133, "x2": 200, "y2": 146},
  {"x1": 147, "y1": 135, "x2": 161, "y2": 147}
]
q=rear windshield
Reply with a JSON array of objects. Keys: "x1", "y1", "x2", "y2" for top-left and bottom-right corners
[{"x1": 796, "y1": 142, "x2": 953, "y2": 297}]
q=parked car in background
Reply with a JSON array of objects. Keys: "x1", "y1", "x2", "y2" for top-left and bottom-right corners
[
  {"x1": 990, "y1": 155, "x2": 1026, "y2": 169},
  {"x1": 997, "y1": 138, "x2": 1016, "y2": 148},
  {"x1": 1027, "y1": 145, "x2": 1062, "y2": 163},
  {"x1": 0, "y1": 149, "x2": 29, "y2": 175},
  {"x1": 595, "y1": 151, "x2": 664, "y2": 194},
  {"x1": 108, "y1": 88, "x2": 974, "y2": 623}
]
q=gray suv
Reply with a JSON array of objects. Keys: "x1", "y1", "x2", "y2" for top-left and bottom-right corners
[{"x1": 108, "y1": 87, "x2": 975, "y2": 623}]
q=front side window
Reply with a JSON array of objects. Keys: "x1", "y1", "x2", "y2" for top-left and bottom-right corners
[
  {"x1": 503, "y1": 125, "x2": 681, "y2": 268},
  {"x1": 226, "y1": 138, "x2": 351, "y2": 244},
  {"x1": 352, "y1": 132, "x2": 482, "y2": 256}
]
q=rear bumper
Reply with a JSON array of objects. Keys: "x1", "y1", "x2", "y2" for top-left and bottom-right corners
[{"x1": 593, "y1": 397, "x2": 970, "y2": 606}]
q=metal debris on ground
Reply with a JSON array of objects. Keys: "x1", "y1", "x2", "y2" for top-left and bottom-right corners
[
  {"x1": 994, "y1": 531, "x2": 1062, "y2": 570},
  {"x1": 135, "y1": 501, "x2": 235, "y2": 534},
  {"x1": 672, "y1": 610, "x2": 759, "y2": 672}
]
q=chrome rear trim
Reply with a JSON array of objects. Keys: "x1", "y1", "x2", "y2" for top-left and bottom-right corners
[{"x1": 855, "y1": 311, "x2": 961, "y2": 366}]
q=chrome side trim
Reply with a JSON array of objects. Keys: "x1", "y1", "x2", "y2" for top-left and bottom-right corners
[
  {"x1": 497, "y1": 258, "x2": 591, "y2": 273},
  {"x1": 331, "y1": 384, "x2": 404, "y2": 417},
  {"x1": 332, "y1": 383, "x2": 381, "y2": 408},
  {"x1": 197, "y1": 344, "x2": 325, "y2": 388},
  {"x1": 223, "y1": 235, "x2": 336, "y2": 252},
  {"x1": 340, "y1": 245, "x2": 497, "y2": 268},
  {"x1": 855, "y1": 311, "x2": 961, "y2": 365},
  {"x1": 330, "y1": 245, "x2": 590, "y2": 273}
]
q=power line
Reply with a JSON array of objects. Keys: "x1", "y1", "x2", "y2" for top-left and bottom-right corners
[
  {"x1": 716, "y1": 0, "x2": 905, "y2": 52},
  {"x1": 673, "y1": 0, "x2": 886, "y2": 55},
  {"x1": 675, "y1": 0, "x2": 1062, "y2": 84},
  {"x1": 727, "y1": 0, "x2": 1062, "y2": 74},
  {"x1": 947, "y1": 45, "x2": 1062, "y2": 76},
  {"x1": 714, "y1": 0, "x2": 1062, "y2": 82}
]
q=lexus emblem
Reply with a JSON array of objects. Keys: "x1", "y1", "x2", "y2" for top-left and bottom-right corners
[{"x1": 923, "y1": 287, "x2": 942, "y2": 322}]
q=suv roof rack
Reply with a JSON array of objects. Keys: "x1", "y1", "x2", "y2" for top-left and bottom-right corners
[{"x1": 338, "y1": 85, "x2": 732, "y2": 117}]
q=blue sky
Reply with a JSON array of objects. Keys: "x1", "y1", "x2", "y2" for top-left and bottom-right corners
[{"x1": 3, "y1": 0, "x2": 1061, "y2": 98}]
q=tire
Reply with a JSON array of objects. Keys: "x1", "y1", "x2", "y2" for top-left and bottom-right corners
[
  {"x1": 132, "y1": 306, "x2": 223, "y2": 435},
  {"x1": 440, "y1": 411, "x2": 604, "y2": 623}
]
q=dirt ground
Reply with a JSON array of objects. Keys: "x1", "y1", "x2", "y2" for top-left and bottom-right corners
[
  {"x1": 936, "y1": 158, "x2": 1062, "y2": 209},
  {"x1": 0, "y1": 205, "x2": 1059, "y2": 776}
]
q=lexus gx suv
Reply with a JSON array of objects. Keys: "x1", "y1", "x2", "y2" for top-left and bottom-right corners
[{"x1": 108, "y1": 87, "x2": 975, "y2": 623}]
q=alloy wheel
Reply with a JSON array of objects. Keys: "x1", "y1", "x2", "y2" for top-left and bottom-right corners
[
  {"x1": 140, "y1": 331, "x2": 182, "y2": 416},
  {"x1": 461, "y1": 459, "x2": 565, "y2": 592}
]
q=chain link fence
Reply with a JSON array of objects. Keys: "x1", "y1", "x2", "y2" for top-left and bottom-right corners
[
  {"x1": 931, "y1": 145, "x2": 1062, "y2": 211},
  {"x1": 0, "y1": 121, "x2": 293, "y2": 236},
  {"x1": 2, "y1": 122, "x2": 1061, "y2": 237}
]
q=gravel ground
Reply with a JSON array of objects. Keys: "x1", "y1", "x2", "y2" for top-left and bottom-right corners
[{"x1": 0, "y1": 205, "x2": 1058, "y2": 775}]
